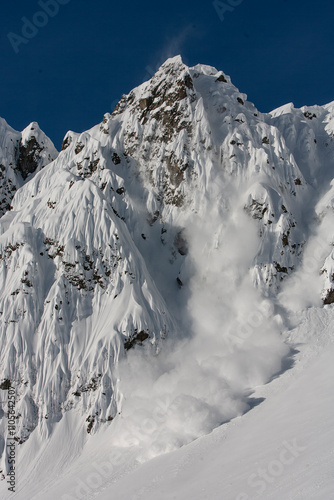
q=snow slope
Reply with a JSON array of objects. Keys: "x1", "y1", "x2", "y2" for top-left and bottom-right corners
[
  {"x1": 92, "y1": 307, "x2": 334, "y2": 500},
  {"x1": 0, "y1": 56, "x2": 334, "y2": 498},
  {"x1": 3, "y1": 307, "x2": 333, "y2": 500}
]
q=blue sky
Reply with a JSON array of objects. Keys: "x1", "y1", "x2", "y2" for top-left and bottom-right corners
[{"x1": 1, "y1": 0, "x2": 334, "y2": 148}]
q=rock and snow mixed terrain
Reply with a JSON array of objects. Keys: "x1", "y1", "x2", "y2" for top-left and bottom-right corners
[
  {"x1": 0, "y1": 119, "x2": 58, "y2": 218},
  {"x1": 0, "y1": 56, "x2": 333, "y2": 499}
]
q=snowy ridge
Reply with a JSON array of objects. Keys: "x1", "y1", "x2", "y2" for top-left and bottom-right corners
[{"x1": 0, "y1": 56, "x2": 334, "y2": 497}]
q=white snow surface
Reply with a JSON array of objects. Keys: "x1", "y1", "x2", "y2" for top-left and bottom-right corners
[{"x1": 0, "y1": 56, "x2": 334, "y2": 499}]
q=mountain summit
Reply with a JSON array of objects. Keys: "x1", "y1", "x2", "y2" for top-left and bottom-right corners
[{"x1": 0, "y1": 119, "x2": 58, "y2": 217}]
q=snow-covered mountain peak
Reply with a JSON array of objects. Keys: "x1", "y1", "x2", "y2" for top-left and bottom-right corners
[
  {"x1": 21, "y1": 121, "x2": 45, "y2": 144},
  {"x1": 49, "y1": 58, "x2": 312, "y2": 294},
  {"x1": 156, "y1": 54, "x2": 185, "y2": 72},
  {"x1": 1, "y1": 58, "x2": 334, "y2": 496},
  {"x1": 0, "y1": 118, "x2": 58, "y2": 218},
  {"x1": 18, "y1": 121, "x2": 58, "y2": 179}
]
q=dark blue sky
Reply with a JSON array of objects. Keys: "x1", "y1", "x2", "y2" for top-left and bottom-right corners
[{"x1": 1, "y1": 0, "x2": 334, "y2": 149}]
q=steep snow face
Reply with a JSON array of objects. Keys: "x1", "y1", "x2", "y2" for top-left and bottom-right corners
[
  {"x1": 0, "y1": 141, "x2": 175, "y2": 460},
  {"x1": 1, "y1": 56, "x2": 334, "y2": 486},
  {"x1": 269, "y1": 101, "x2": 334, "y2": 189},
  {"x1": 0, "y1": 119, "x2": 58, "y2": 217},
  {"x1": 269, "y1": 101, "x2": 334, "y2": 304}
]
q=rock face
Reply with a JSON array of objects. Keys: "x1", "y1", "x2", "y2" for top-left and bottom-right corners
[
  {"x1": 101, "y1": 56, "x2": 309, "y2": 289},
  {"x1": 1, "y1": 55, "x2": 334, "y2": 476},
  {"x1": 0, "y1": 119, "x2": 58, "y2": 217}
]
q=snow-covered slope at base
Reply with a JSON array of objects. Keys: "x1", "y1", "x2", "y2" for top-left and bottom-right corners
[
  {"x1": 93, "y1": 307, "x2": 333, "y2": 500},
  {"x1": 2, "y1": 306, "x2": 332, "y2": 500}
]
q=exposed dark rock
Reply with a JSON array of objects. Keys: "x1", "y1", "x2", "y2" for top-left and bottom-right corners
[
  {"x1": 282, "y1": 232, "x2": 290, "y2": 247},
  {"x1": 75, "y1": 143, "x2": 84, "y2": 154},
  {"x1": 86, "y1": 415, "x2": 95, "y2": 434},
  {"x1": 184, "y1": 74, "x2": 194, "y2": 89},
  {"x1": 147, "y1": 210, "x2": 160, "y2": 225},
  {"x1": 174, "y1": 230, "x2": 188, "y2": 256},
  {"x1": 16, "y1": 137, "x2": 43, "y2": 180},
  {"x1": 177, "y1": 277, "x2": 183, "y2": 288},
  {"x1": 0, "y1": 379, "x2": 11, "y2": 390},
  {"x1": 112, "y1": 153, "x2": 121, "y2": 165},
  {"x1": 124, "y1": 330, "x2": 149, "y2": 350},
  {"x1": 304, "y1": 112, "x2": 317, "y2": 120},
  {"x1": 112, "y1": 206, "x2": 125, "y2": 221},
  {"x1": 216, "y1": 74, "x2": 227, "y2": 83},
  {"x1": 112, "y1": 94, "x2": 127, "y2": 116},
  {"x1": 245, "y1": 199, "x2": 267, "y2": 220},
  {"x1": 21, "y1": 277, "x2": 32, "y2": 287},
  {"x1": 47, "y1": 200, "x2": 57, "y2": 209},
  {"x1": 139, "y1": 96, "x2": 154, "y2": 110},
  {"x1": 274, "y1": 262, "x2": 288, "y2": 274},
  {"x1": 77, "y1": 158, "x2": 100, "y2": 178},
  {"x1": 79, "y1": 375, "x2": 101, "y2": 393},
  {"x1": 324, "y1": 289, "x2": 334, "y2": 305},
  {"x1": 165, "y1": 154, "x2": 185, "y2": 187},
  {"x1": 61, "y1": 136, "x2": 71, "y2": 150}
]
